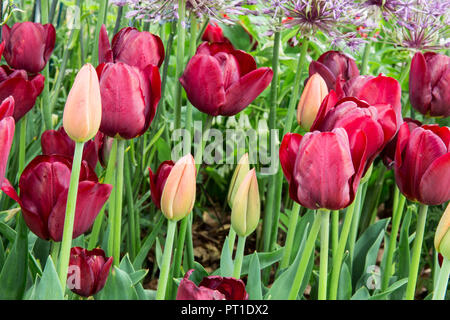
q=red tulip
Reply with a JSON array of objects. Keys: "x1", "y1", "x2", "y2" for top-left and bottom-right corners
[
  {"x1": 176, "y1": 269, "x2": 248, "y2": 300},
  {"x1": 394, "y1": 123, "x2": 450, "y2": 205},
  {"x1": 343, "y1": 74, "x2": 403, "y2": 128},
  {"x1": 41, "y1": 127, "x2": 102, "y2": 169},
  {"x1": 409, "y1": 51, "x2": 450, "y2": 118},
  {"x1": 202, "y1": 22, "x2": 227, "y2": 43},
  {"x1": 67, "y1": 247, "x2": 113, "y2": 297},
  {"x1": 99, "y1": 25, "x2": 164, "y2": 70},
  {"x1": 97, "y1": 62, "x2": 161, "y2": 139},
  {"x1": 2, "y1": 22, "x2": 55, "y2": 74},
  {"x1": 0, "y1": 96, "x2": 15, "y2": 186},
  {"x1": 148, "y1": 160, "x2": 175, "y2": 209},
  {"x1": 280, "y1": 128, "x2": 368, "y2": 210},
  {"x1": 311, "y1": 94, "x2": 397, "y2": 174},
  {"x1": 0, "y1": 65, "x2": 45, "y2": 121},
  {"x1": 97, "y1": 132, "x2": 114, "y2": 168},
  {"x1": 0, "y1": 155, "x2": 112, "y2": 241},
  {"x1": 180, "y1": 42, "x2": 273, "y2": 116},
  {"x1": 308, "y1": 50, "x2": 359, "y2": 92}
]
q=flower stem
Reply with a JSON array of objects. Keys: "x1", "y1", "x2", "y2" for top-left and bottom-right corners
[
  {"x1": 40, "y1": 0, "x2": 52, "y2": 130},
  {"x1": 228, "y1": 227, "x2": 237, "y2": 256},
  {"x1": 174, "y1": 0, "x2": 186, "y2": 130},
  {"x1": 405, "y1": 203, "x2": 428, "y2": 300},
  {"x1": 381, "y1": 186, "x2": 406, "y2": 290},
  {"x1": 318, "y1": 209, "x2": 330, "y2": 300},
  {"x1": 288, "y1": 210, "x2": 321, "y2": 300},
  {"x1": 432, "y1": 257, "x2": 450, "y2": 300},
  {"x1": 156, "y1": 219, "x2": 177, "y2": 300},
  {"x1": 280, "y1": 202, "x2": 301, "y2": 269},
  {"x1": 347, "y1": 181, "x2": 365, "y2": 265},
  {"x1": 172, "y1": 214, "x2": 189, "y2": 279},
  {"x1": 112, "y1": 139, "x2": 125, "y2": 266},
  {"x1": 58, "y1": 141, "x2": 85, "y2": 292},
  {"x1": 233, "y1": 235, "x2": 246, "y2": 279},
  {"x1": 331, "y1": 210, "x2": 339, "y2": 261},
  {"x1": 328, "y1": 192, "x2": 358, "y2": 300},
  {"x1": 92, "y1": 0, "x2": 109, "y2": 66}
]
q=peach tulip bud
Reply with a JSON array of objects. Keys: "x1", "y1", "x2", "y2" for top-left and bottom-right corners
[
  {"x1": 231, "y1": 169, "x2": 260, "y2": 237},
  {"x1": 227, "y1": 153, "x2": 250, "y2": 208},
  {"x1": 435, "y1": 203, "x2": 450, "y2": 259},
  {"x1": 63, "y1": 63, "x2": 102, "y2": 143},
  {"x1": 297, "y1": 73, "x2": 328, "y2": 131},
  {"x1": 160, "y1": 154, "x2": 197, "y2": 221}
]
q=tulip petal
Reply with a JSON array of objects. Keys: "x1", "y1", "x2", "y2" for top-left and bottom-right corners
[
  {"x1": 0, "y1": 117, "x2": 14, "y2": 185},
  {"x1": 98, "y1": 24, "x2": 113, "y2": 64},
  {"x1": 92, "y1": 256, "x2": 113, "y2": 295},
  {"x1": 309, "y1": 61, "x2": 336, "y2": 90},
  {"x1": 0, "y1": 96, "x2": 14, "y2": 119},
  {"x1": 68, "y1": 249, "x2": 96, "y2": 297},
  {"x1": 409, "y1": 52, "x2": 432, "y2": 116},
  {"x1": 199, "y1": 276, "x2": 249, "y2": 300},
  {"x1": 220, "y1": 67, "x2": 273, "y2": 116},
  {"x1": 430, "y1": 63, "x2": 450, "y2": 117},
  {"x1": 142, "y1": 64, "x2": 162, "y2": 128},
  {"x1": 177, "y1": 270, "x2": 226, "y2": 300},
  {"x1": 43, "y1": 24, "x2": 56, "y2": 64},
  {"x1": 418, "y1": 153, "x2": 450, "y2": 205},
  {"x1": 180, "y1": 54, "x2": 226, "y2": 116}
]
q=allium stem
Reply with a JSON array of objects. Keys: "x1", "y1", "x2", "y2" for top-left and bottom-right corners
[
  {"x1": 432, "y1": 257, "x2": 450, "y2": 300},
  {"x1": 58, "y1": 141, "x2": 85, "y2": 293},
  {"x1": 174, "y1": 0, "x2": 186, "y2": 129},
  {"x1": 405, "y1": 203, "x2": 428, "y2": 300},
  {"x1": 318, "y1": 209, "x2": 330, "y2": 300},
  {"x1": 381, "y1": 185, "x2": 406, "y2": 290},
  {"x1": 156, "y1": 219, "x2": 177, "y2": 300},
  {"x1": 288, "y1": 210, "x2": 321, "y2": 300}
]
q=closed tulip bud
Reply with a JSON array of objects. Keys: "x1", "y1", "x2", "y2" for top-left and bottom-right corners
[
  {"x1": 160, "y1": 154, "x2": 196, "y2": 221},
  {"x1": 297, "y1": 73, "x2": 328, "y2": 131},
  {"x1": 67, "y1": 247, "x2": 113, "y2": 297},
  {"x1": 202, "y1": 22, "x2": 227, "y2": 44},
  {"x1": 2, "y1": 22, "x2": 55, "y2": 74},
  {"x1": 435, "y1": 203, "x2": 450, "y2": 260},
  {"x1": 0, "y1": 96, "x2": 15, "y2": 186},
  {"x1": 231, "y1": 169, "x2": 260, "y2": 237},
  {"x1": 63, "y1": 64, "x2": 102, "y2": 143},
  {"x1": 227, "y1": 153, "x2": 250, "y2": 208},
  {"x1": 148, "y1": 160, "x2": 175, "y2": 209}
]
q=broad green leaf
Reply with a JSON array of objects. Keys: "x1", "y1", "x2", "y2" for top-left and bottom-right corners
[
  {"x1": 352, "y1": 219, "x2": 389, "y2": 287},
  {"x1": 155, "y1": 237, "x2": 162, "y2": 270},
  {"x1": 220, "y1": 237, "x2": 234, "y2": 277},
  {"x1": 351, "y1": 287, "x2": 370, "y2": 300},
  {"x1": 156, "y1": 138, "x2": 172, "y2": 163},
  {"x1": 337, "y1": 262, "x2": 352, "y2": 300},
  {"x1": 95, "y1": 266, "x2": 138, "y2": 300},
  {"x1": 188, "y1": 262, "x2": 209, "y2": 285},
  {"x1": 133, "y1": 213, "x2": 164, "y2": 269},
  {"x1": 0, "y1": 215, "x2": 28, "y2": 299},
  {"x1": 247, "y1": 252, "x2": 262, "y2": 300},
  {"x1": 369, "y1": 278, "x2": 408, "y2": 300},
  {"x1": 34, "y1": 256, "x2": 64, "y2": 300},
  {"x1": 355, "y1": 229, "x2": 386, "y2": 289},
  {"x1": 0, "y1": 238, "x2": 4, "y2": 270}
]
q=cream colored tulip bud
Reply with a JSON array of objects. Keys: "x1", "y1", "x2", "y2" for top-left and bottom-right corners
[
  {"x1": 63, "y1": 63, "x2": 102, "y2": 142},
  {"x1": 435, "y1": 202, "x2": 450, "y2": 259},
  {"x1": 160, "y1": 154, "x2": 196, "y2": 221},
  {"x1": 227, "y1": 153, "x2": 250, "y2": 208},
  {"x1": 231, "y1": 169, "x2": 260, "y2": 237},
  {"x1": 297, "y1": 73, "x2": 328, "y2": 131}
]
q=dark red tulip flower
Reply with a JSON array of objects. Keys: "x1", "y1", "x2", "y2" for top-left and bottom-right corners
[
  {"x1": 97, "y1": 132, "x2": 114, "y2": 168},
  {"x1": 0, "y1": 65, "x2": 45, "y2": 121},
  {"x1": 148, "y1": 160, "x2": 175, "y2": 209},
  {"x1": 280, "y1": 128, "x2": 368, "y2": 210},
  {"x1": 99, "y1": 25, "x2": 165, "y2": 70},
  {"x1": 409, "y1": 51, "x2": 450, "y2": 118},
  {"x1": 202, "y1": 22, "x2": 228, "y2": 43},
  {"x1": 343, "y1": 74, "x2": 403, "y2": 127},
  {"x1": 97, "y1": 62, "x2": 161, "y2": 139},
  {"x1": 380, "y1": 118, "x2": 422, "y2": 169},
  {"x1": 67, "y1": 247, "x2": 113, "y2": 297},
  {"x1": 41, "y1": 127, "x2": 102, "y2": 169},
  {"x1": 394, "y1": 123, "x2": 450, "y2": 206},
  {"x1": 311, "y1": 93, "x2": 397, "y2": 174},
  {"x1": 0, "y1": 96, "x2": 15, "y2": 186},
  {"x1": 180, "y1": 42, "x2": 273, "y2": 117},
  {"x1": 308, "y1": 50, "x2": 360, "y2": 92},
  {"x1": 176, "y1": 269, "x2": 248, "y2": 300},
  {"x1": 2, "y1": 22, "x2": 55, "y2": 74},
  {"x1": 0, "y1": 155, "x2": 112, "y2": 241}
]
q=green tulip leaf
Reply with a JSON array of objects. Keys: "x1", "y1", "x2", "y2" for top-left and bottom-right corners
[
  {"x1": 34, "y1": 256, "x2": 64, "y2": 300},
  {"x1": 95, "y1": 266, "x2": 138, "y2": 300},
  {"x1": 247, "y1": 252, "x2": 262, "y2": 300},
  {"x1": 220, "y1": 237, "x2": 234, "y2": 277}
]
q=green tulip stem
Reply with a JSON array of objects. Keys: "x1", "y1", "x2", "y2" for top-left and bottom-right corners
[
  {"x1": 18, "y1": 116, "x2": 27, "y2": 175},
  {"x1": 50, "y1": 241, "x2": 60, "y2": 264},
  {"x1": 318, "y1": 209, "x2": 330, "y2": 300},
  {"x1": 432, "y1": 257, "x2": 450, "y2": 300},
  {"x1": 40, "y1": 0, "x2": 52, "y2": 130},
  {"x1": 280, "y1": 202, "x2": 301, "y2": 269},
  {"x1": 331, "y1": 210, "x2": 339, "y2": 261},
  {"x1": 381, "y1": 186, "x2": 406, "y2": 290},
  {"x1": 92, "y1": 0, "x2": 109, "y2": 67},
  {"x1": 233, "y1": 235, "x2": 247, "y2": 279},
  {"x1": 347, "y1": 181, "x2": 365, "y2": 265},
  {"x1": 288, "y1": 210, "x2": 321, "y2": 300},
  {"x1": 112, "y1": 139, "x2": 125, "y2": 266},
  {"x1": 328, "y1": 191, "x2": 358, "y2": 300},
  {"x1": 360, "y1": 32, "x2": 375, "y2": 75},
  {"x1": 88, "y1": 139, "x2": 118, "y2": 250},
  {"x1": 156, "y1": 219, "x2": 177, "y2": 300},
  {"x1": 405, "y1": 203, "x2": 428, "y2": 300},
  {"x1": 172, "y1": 214, "x2": 189, "y2": 279},
  {"x1": 58, "y1": 141, "x2": 85, "y2": 292},
  {"x1": 174, "y1": 0, "x2": 186, "y2": 129},
  {"x1": 228, "y1": 227, "x2": 237, "y2": 256}
]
